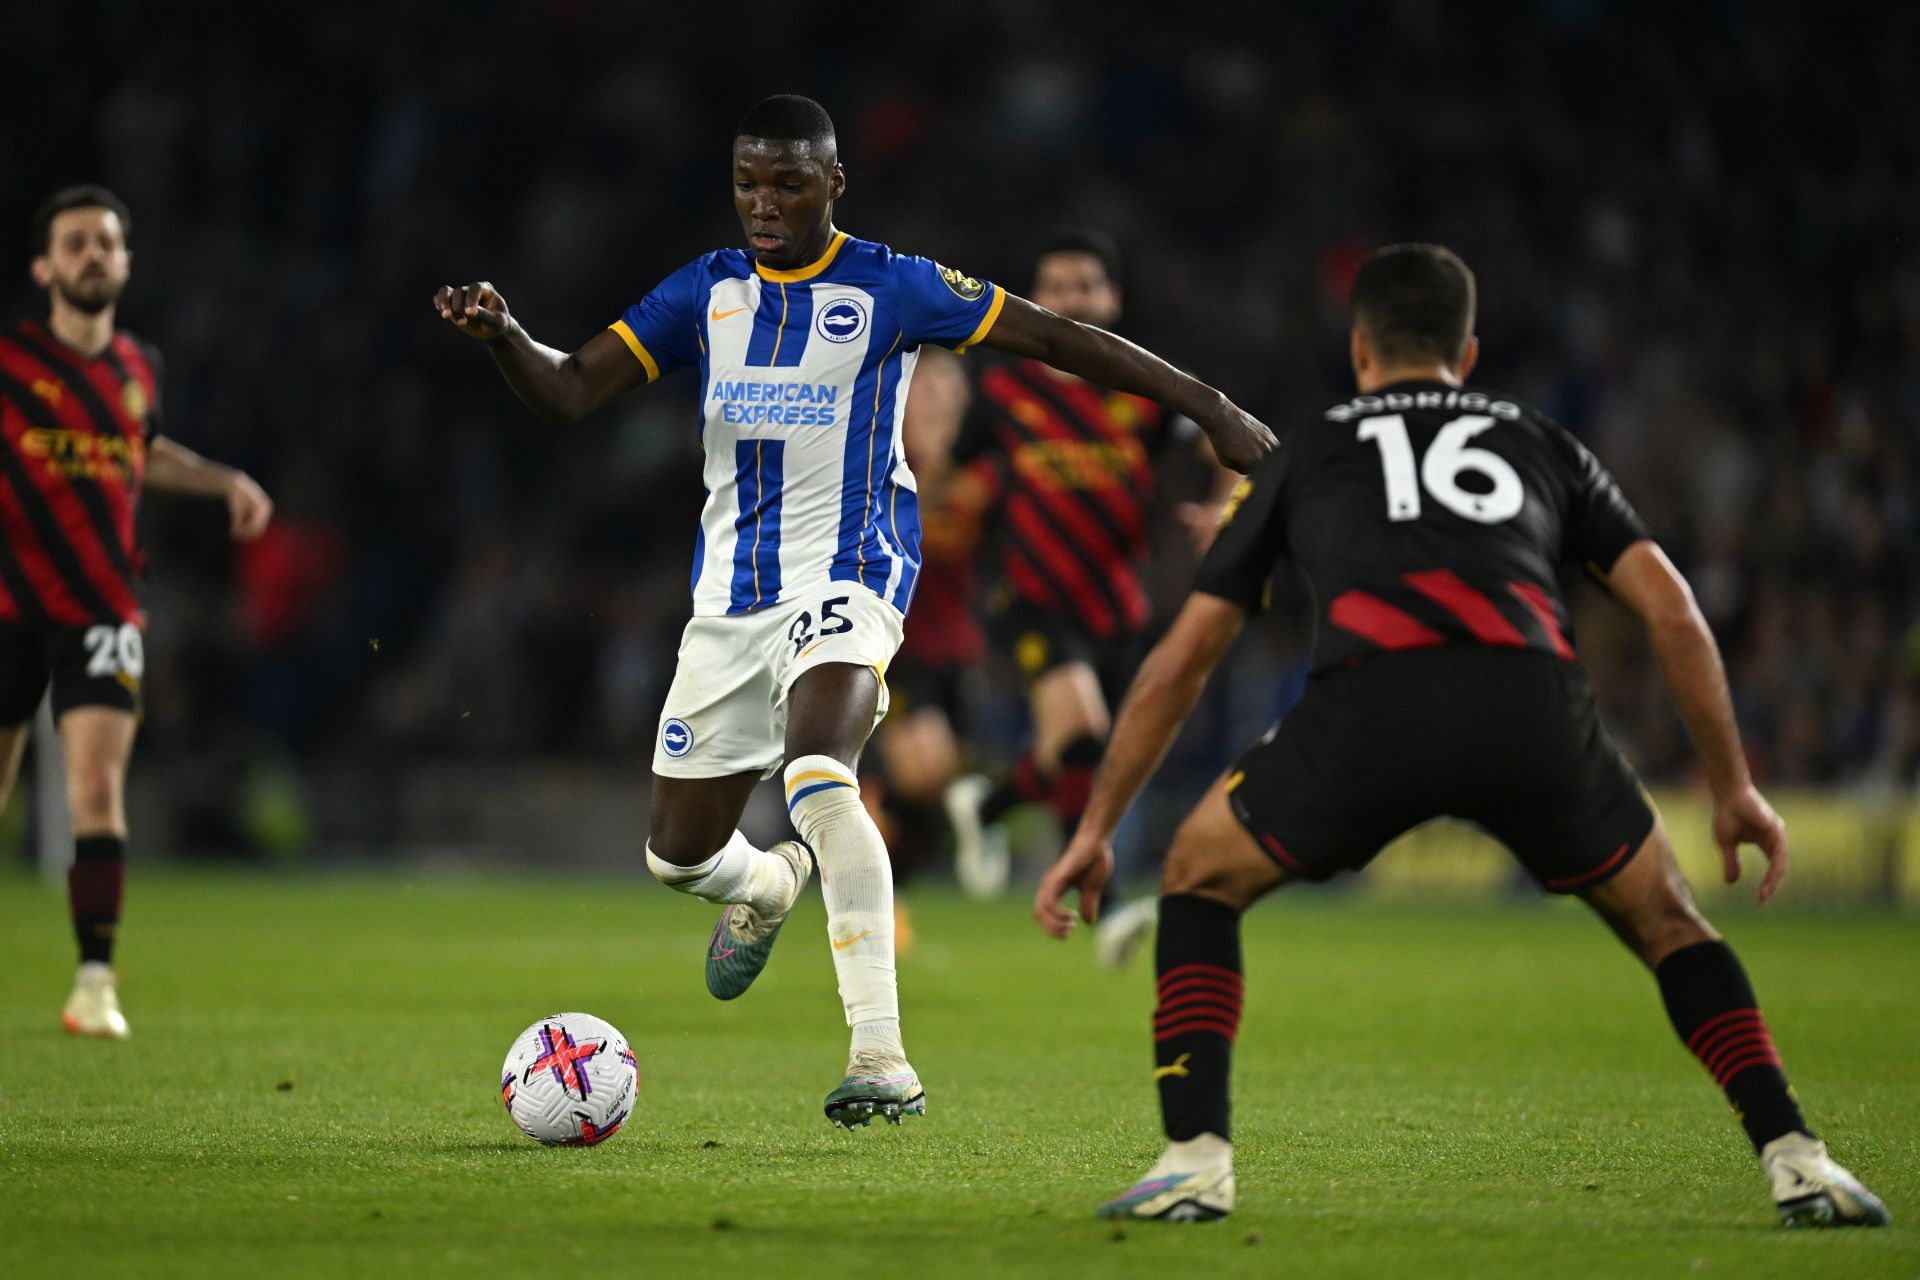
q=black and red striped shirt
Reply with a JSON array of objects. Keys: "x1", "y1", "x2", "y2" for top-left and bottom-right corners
[
  {"x1": 1195, "y1": 380, "x2": 1649, "y2": 673},
  {"x1": 954, "y1": 358, "x2": 1184, "y2": 639},
  {"x1": 897, "y1": 460, "x2": 990, "y2": 671},
  {"x1": 0, "y1": 319, "x2": 161, "y2": 627}
]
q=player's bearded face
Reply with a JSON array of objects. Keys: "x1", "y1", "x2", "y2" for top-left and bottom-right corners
[
  {"x1": 732, "y1": 137, "x2": 843, "y2": 270},
  {"x1": 37, "y1": 209, "x2": 131, "y2": 315}
]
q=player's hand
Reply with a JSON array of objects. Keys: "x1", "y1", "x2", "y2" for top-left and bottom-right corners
[
  {"x1": 1198, "y1": 402, "x2": 1277, "y2": 473},
  {"x1": 433, "y1": 281, "x2": 512, "y2": 340},
  {"x1": 1712, "y1": 783, "x2": 1788, "y2": 903},
  {"x1": 226, "y1": 472, "x2": 273, "y2": 541},
  {"x1": 1034, "y1": 829, "x2": 1115, "y2": 939}
]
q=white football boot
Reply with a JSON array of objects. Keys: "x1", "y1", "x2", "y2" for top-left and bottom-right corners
[
  {"x1": 1761, "y1": 1131, "x2": 1890, "y2": 1228},
  {"x1": 824, "y1": 1048, "x2": 927, "y2": 1128},
  {"x1": 62, "y1": 961, "x2": 130, "y2": 1039},
  {"x1": 704, "y1": 840, "x2": 813, "y2": 1000},
  {"x1": 1096, "y1": 896, "x2": 1158, "y2": 971},
  {"x1": 1097, "y1": 1133, "x2": 1236, "y2": 1221},
  {"x1": 943, "y1": 774, "x2": 1010, "y2": 899}
]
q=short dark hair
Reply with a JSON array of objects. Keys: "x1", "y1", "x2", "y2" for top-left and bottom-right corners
[
  {"x1": 31, "y1": 184, "x2": 132, "y2": 256},
  {"x1": 734, "y1": 95, "x2": 837, "y2": 156},
  {"x1": 1350, "y1": 243, "x2": 1476, "y2": 366},
  {"x1": 1033, "y1": 227, "x2": 1122, "y2": 288}
]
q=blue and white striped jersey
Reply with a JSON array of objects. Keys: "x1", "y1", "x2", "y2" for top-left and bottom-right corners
[{"x1": 610, "y1": 232, "x2": 1004, "y2": 619}]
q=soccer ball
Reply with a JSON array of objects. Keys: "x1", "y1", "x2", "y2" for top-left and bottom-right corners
[{"x1": 499, "y1": 1012, "x2": 638, "y2": 1146}]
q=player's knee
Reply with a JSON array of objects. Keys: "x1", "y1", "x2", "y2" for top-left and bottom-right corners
[
  {"x1": 1160, "y1": 814, "x2": 1233, "y2": 900},
  {"x1": 65, "y1": 761, "x2": 123, "y2": 826},
  {"x1": 1160, "y1": 852, "x2": 1211, "y2": 899},
  {"x1": 1161, "y1": 791, "x2": 1286, "y2": 909},
  {"x1": 1598, "y1": 877, "x2": 1716, "y2": 967}
]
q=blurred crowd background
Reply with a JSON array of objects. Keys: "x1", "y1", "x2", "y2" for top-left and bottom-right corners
[{"x1": 3, "y1": 0, "x2": 1915, "y2": 867}]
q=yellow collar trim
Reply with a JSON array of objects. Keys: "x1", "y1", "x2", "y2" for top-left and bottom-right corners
[{"x1": 754, "y1": 231, "x2": 848, "y2": 282}]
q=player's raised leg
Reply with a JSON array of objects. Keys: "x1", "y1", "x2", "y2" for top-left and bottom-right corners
[
  {"x1": 1579, "y1": 820, "x2": 1889, "y2": 1228},
  {"x1": 1097, "y1": 773, "x2": 1286, "y2": 1221},
  {"x1": 644, "y1": 771, "x2": 811, "y2": 1000},
  {"x1": 643, "y1": 614, "x2": 815, "y2": 1000},
  {"x1": 949, "y1": 647, "x2": 1108, "y2": 901},
  {"x1": 58, "y1": 706, "x2": 137, "y2": 1040},
  {"x1": 782, "y1": 662, "x2": 923, "y2": 1128},
  {"x1": 1033, "y1": 660, "x2": 1110, "y2": 877}
]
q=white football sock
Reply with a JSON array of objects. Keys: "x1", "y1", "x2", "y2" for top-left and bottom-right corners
[
  {"x1": 783, "y1": 755, "x2": 903, "y2": 1056},
  {"x1": 850, "y1": 1016, "x2": 904, "y2": 1063},
  {"x1": 646, "y1": 830, "x2": 796, "y2": 916},
  {"x1": 1149, "y1": 1133, "x2": 1235, "y2": 1176}
]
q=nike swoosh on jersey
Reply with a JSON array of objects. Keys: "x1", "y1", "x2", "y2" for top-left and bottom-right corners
[{"x1": 710, "y1": 305, "x2": 748, "y2": 320}]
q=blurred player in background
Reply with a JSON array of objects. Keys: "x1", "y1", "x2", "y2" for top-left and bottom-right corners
[
  {"x1": 860, "y1": 348, "x2": 988, "y2": 906},
  {"x1": 945, "y1": 230, "x2": 1235, "y2": 963},
  {"x1": 1, "y1": 186, "x2": 275, "y2": 1038},
  {"x1": 1035, "y1": 245, "x2": 1889, "y2": 1227},
  {"x1": 435, "y1": 95, "x2": 1274, "y2": 1128}
]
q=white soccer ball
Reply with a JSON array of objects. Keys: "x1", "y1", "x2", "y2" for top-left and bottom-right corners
[{"x1": 499, "y1": 1012, "x2": 638, "y2": 1146}]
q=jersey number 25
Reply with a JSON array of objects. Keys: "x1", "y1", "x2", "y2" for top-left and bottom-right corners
[{"x1": 1356, "y1": 414, "x2": 1523, "y2": 524}]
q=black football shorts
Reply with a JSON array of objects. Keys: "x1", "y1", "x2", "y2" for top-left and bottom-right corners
[
  {"x1": 0, "y1": 622, "x2": 144, "y2": 724},
  {"x1": 1227, "y1": 647, "x2": 1654, "y2": 893},
  {"x1": 991, "y1": 599, "x2": 1141, "y2": 702},
  {"x1": 885, "y1": 654, "x2": 970, "y2": 729}
]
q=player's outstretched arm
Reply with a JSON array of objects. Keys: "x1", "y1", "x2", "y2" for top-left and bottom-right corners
[
  {"x1": 432, "y1": 282, "x2": 647, "y2": 425},
  {"x1": 980, "y1": 295, "x2": 1276, "y2": 473},
  {"x1": 1607, "y1": 540, "x2": 1789, "y2": 902},
  {"x1": 144, "y1": 438, "x2": 274, "y2": 540},
  {"x1": 1034, "y1": 592, "x2": 1246, "y2": 938}
]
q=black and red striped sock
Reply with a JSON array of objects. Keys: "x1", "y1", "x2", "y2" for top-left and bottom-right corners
[
  {"x1": 1049, "y1": 734, "x2": 1104, "y2": 832},
  {"x1": 1153, "y1": 893, "x2": 1244, "y2": 1142},
  {"x1": 1656, "y1": 939, "x2": 1806, "y2": 1151},
  {"x1": 68, "y1": 834, "x2": 126, "y2": 966},
  {"x1": 980, "y1": 753, "x2": 1050, "y2": 825}
]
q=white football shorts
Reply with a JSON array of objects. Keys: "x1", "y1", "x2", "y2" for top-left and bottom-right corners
[{"x1": 651, "y1": 584, "x2": 904, "y2": 779}]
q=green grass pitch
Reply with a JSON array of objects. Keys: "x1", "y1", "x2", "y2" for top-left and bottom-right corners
[{"x1": 0, "y1": 868, "x2": 1914, "y2": 1279}]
